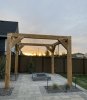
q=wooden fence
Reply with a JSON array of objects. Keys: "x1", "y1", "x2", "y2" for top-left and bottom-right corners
[{"x1": 11, "y1": 55, "x2": 87, "y2": 74}]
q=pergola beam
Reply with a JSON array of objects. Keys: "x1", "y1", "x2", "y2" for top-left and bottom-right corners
[
  {"x1": 10, "y1": 33, "x2": 69, "y2": 40},
  {"x1": 19, "y1": 43, "x2": 52, "y2": 47}
]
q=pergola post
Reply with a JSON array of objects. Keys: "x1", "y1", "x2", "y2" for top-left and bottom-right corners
[
  {"x1": 15, "y1": 45, "x2": 19, "y2": 79},
  {"x1": 67, "y1": 37, "x2": 72, "y2": 86},
  {"x1": 5, "y1": 34, "x2": 12, "y2": 89},
  {"x1": 46, "y1": 45, "x2": 55, "y2": 74}
]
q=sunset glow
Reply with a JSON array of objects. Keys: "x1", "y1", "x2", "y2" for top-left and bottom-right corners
[{"x1": 23, "y1": 52, "x2": 46, "y2": 56}]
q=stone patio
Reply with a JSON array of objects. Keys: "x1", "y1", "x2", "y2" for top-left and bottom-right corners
[{"x1": 0, "y1": 74, "x2": 87, "y2": 100}]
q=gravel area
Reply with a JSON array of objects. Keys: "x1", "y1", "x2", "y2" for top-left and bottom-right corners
[
  {"x1": 0, "y1": 74, "x2": 18, "y2": 96},
  {"x1": 0, "y1": 74, "x2": 87, "y2": 100},
  {"x1": 0, "y1": 88, "x2": 14, "y2": 96}
]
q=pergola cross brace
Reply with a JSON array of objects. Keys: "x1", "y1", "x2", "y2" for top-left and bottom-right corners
[
  {"x1": 11, "y1": 36, "x2": 24, "y2": 48},
  {"x1": 58, "y1": 39, "x2": 68, "y2": 50}
]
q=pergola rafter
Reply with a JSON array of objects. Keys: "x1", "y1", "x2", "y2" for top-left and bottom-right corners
[{"x1": 5, "y1": 33, "x2": 72, "y2": 89}]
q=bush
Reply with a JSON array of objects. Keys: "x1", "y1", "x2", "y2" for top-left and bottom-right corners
[{"x1": 52, "y1": 83, "x2": 59, "y2": 89}]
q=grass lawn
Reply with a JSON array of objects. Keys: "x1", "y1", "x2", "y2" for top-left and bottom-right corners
[
  {"x1": 61, "y1": 74, "x2": 87, "y2": 90},
  {"x1": 73, "y1": 75, "x2": 87, "y2": 90}
]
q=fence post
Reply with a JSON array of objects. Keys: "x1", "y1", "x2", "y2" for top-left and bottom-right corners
[
  {"x1": 63, "y1": 57, "x2": 66, "y2": 74},
  {"x1": 83, "y1": 57, "x2": 85, "y2": 74},
  {"x1": 42, "y1": 56, "x2": 44, "y2": 72}
]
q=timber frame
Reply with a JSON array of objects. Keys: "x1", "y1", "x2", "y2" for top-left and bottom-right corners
[{"x1": 5, "y1": 33, "x2": 72, "y2": 89}]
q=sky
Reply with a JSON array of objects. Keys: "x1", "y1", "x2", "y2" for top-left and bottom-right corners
[{"x1": 0, "y1": 0, "x2": 87, "y2": 55}]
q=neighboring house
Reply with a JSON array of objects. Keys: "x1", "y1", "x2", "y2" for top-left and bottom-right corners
[
  {"x1": 0, "y1": 20, "x2": 19, "y2": 54},
  {"x1": 72, "y1": 53, "x2": 84, "y2": 58},
  {"x1": 84, "y1": 53, "x2": 87, "y2": 58}
]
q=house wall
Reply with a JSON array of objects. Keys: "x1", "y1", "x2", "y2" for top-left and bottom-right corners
[
  {"x1": 0, "y1": 20, "x2": 19, "y2": 54},
  {"x1": 0, "y1": 38, "x2": 5, "y2": 53},
  {"x1": 4, "y1": 39, "x2": 15, "y2": 54},
  {"x1": 5, "y1": 39, "x2": 7, "y2": 54}
]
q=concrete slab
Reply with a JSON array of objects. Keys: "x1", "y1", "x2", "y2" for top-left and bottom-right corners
[{"x1": 0, "y1": 74, "x2": 87, "y2": 100}]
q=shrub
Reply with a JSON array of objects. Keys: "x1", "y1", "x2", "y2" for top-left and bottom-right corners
[
  {"x1": 27, "y1": 62, "x2": 34, "y2": 74},
  {"x1": 52, "y1": 83, "x2": 59, "y2": 89}
]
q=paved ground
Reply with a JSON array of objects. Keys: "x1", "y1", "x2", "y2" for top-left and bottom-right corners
[{"x1": 0, "y1": 74, "x2": 87, "y2": 100}]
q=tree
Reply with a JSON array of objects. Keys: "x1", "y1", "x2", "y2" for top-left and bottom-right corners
[
  {"x1": 45, "y1": 50, "x2": 50, "y2": 56},
  {"x1": 60, "y1": 52, "x2": 67, "y2": 58}
]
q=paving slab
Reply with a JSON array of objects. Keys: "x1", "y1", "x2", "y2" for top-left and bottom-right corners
[{"x1": 0, "y1": 74, "x2": 87, "y2": 100}]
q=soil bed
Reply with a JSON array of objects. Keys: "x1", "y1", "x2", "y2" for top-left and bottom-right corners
[{"x1": 45, "y1": 85, "x2": 82, "y2": 93}]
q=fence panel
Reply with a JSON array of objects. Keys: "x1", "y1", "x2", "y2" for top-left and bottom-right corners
[{"x1": 11, "y1": 55, "x2": 87, "y2": 74}]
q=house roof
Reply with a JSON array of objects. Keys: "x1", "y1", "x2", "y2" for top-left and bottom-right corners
[
  {"x1": 0, "y1": 20, "x2": 19, "y2": 38},
  {"x1": 72, "y1": 53, "x2": 84, "y2": 55},
  {"x1": 72, "y1": 53, "x2": 84, "y2": 58}
]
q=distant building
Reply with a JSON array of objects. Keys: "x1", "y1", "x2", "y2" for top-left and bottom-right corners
[
  {"x1": 84, "y1": 53, "x2": 87, "y2": 58},
  {"x1": 0, "y1": 20, "x2": 19, "y2": 54},
  {"x1": 72, "y1": 53, "x2": 84, "y2": 58}
]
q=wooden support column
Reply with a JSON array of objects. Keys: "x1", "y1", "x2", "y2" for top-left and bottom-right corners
[
  {"x1": 15, "y1": 45, "x2": 19, "y2": 78},
  {"x1": 5, "y1": 34, "x2": 12, "y2": 89},
  {"x1": 58, "y1": 44, "x2": 59, "y2": 56},
  {"x1": 46, "y1": 45, "x2": 55, "y2": 74},
  {"x1": 14, "y1": 44, "x2": 24, "y2": 78},
  {"x1": 67, "y1": 37, "x2": 72, "y2": 87}
]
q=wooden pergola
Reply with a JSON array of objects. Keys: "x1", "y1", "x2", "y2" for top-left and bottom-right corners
[{"x1": 5, "y1": 33, "x2": 72, "y2": 89}]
